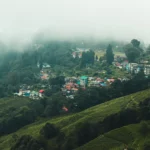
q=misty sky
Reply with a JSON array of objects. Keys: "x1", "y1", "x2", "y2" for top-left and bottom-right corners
[{"x1": 0, "y1": 0, "x2": 150, "y2": 42}]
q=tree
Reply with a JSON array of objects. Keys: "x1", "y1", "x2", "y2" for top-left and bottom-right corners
[
  {"x1": 80, "y1": 50, "x2": 95, "y2": 67},
  {"x1": 124, "y1": 39, "x2": 143, "y2": 63},
  {"x1": 23, "y1": 77, "x2": 31, "y2": 85},
  {"x1": 124, "y1": 44, "x2": 140, "y2": 62},
  {"x1": 49, "y1": 76, "x2": 65, "y2": 86},
  {"x1": 106, "y1": 44, "x2": 114, "y2": 65},
  {"x1": 131, "y1": 39, "x2": 140, "y2": 47}
]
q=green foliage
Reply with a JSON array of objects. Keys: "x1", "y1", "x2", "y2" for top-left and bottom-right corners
[
  {"x1": 0, "y1": 97, "x2": 46, "y2": 136},
  {"x1": 0, "y1": 89, "x2": 150, "y2": 150},
  {"x1": 80, "y1": 50, "x2": 95, "y2": 67},
  {"x1": 124, "y1": 39, "x2": 143, "y2": 62},
  {"x1": 124, "y1": 44, "x2": 140, "y2": 62},
  {"x1": 131, "y1": 39, "x2": 140, "y2": 47},
  {"x1": 49, "y1": 76, "x2": 65, "y2": 86}
]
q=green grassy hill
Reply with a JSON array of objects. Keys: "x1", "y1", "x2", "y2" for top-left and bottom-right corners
[
  {"x1": 0, "y1": 89, "x2": 150, "y2": 150},
  {"x1": 76, "y1": 121, "x2": 150, "y2": 150}
]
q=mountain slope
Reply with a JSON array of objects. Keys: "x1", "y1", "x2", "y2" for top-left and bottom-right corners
[
  {"x1": 0, "y1": 89, "x2": 150, "y2": 150},
  {"x1": 76, "y1": 121, "x2": 150, "y2": 150}
]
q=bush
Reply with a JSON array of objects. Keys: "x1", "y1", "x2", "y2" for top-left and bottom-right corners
[
  {"x1": 139, "y1": 121, "x2": 150, "y2": 136},
  {"x1": 40, "y1": 123, "x2": 59, "y2": 139}
]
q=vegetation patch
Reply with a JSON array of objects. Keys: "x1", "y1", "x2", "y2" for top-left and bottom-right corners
[{"x1": 0, "y1": 89, "x2": 149, "y2": 150}]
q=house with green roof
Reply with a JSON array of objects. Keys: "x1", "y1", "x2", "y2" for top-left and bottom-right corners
[{"x1": 80, "y1": 76, "x2": 88, "y2": 86}]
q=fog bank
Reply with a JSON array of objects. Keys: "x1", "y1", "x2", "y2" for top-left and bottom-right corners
[{"x1": 0, "y1": 0, "x2": 150, "y2": 43}]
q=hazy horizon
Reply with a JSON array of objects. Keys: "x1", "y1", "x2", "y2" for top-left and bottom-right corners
[{"x1": 0, "y1": 0, "x2": 150, "y2": 44}]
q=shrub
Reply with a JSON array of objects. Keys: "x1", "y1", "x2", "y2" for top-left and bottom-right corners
[{"x1": 40, "y1": 123, "x2": 59, "y2": 139}]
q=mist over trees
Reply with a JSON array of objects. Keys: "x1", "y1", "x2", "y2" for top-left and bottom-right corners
[
  {"x1": 0, "y1": 36, "x2": 149, "y2": 150},
  {"x1": 0, "y1": 0, "x2": 150, "y2": 149}
]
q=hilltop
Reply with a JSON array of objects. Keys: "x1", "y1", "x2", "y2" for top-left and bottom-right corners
[{"x1": 0, "y1": 88, "x2": 149, "y2": 150}]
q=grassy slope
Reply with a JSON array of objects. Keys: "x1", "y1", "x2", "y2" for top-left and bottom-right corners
[
  {"x1": 95, "y1": 51, "x2": 125, "y2": 58},
  {"x1": 76, "y1": 121, "x2": 150, "y2": 150},
  {"x1": 0, "y1": 97, "x2": 31, "y2": 120},
  {"x1": 0, "y1": 89, "x2": 150, "y2": 150}
]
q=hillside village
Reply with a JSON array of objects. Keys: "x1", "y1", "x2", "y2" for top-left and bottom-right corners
[
  {"x1": 1, "y1": 0, "x2": 150, "y2": 149},
  {"x1": 0, "y1": 40, "x2": 150, "y2": 150},
  {"x1": 13, "y1": 46, "x2": 150, "y2": 100}
]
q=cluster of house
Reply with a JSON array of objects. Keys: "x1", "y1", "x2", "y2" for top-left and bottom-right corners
[
  {"x1": 72, "y1": 48, "x2": 90, "y2": 58},
  {"x1": 61, "y1": 76, "x2": 129, "y2": 99},
  {"x1": 113, "y1": 58, "x2": 150, "y2": 75},
  {"x1": 35, "y1": 70, "x2": 50, "y2": 80},
  {"x1": 14, "y1": 85, "x2": 45, "y2": 100},
  {"x1": 40, "y1": 70, "x2": 49, "y2": 80},
  {"x1": 36, "y1": 62, "x2": 52, "y2": 80},
  {"x1": 113, "y1": 60, "x2": 128, "y2": 69},
  {"x1": 62, "y1": 77, "x2": 79, "y2": 99},
  {"x1": 126, "y1": 63, "x2": 150, "y2": 75}
]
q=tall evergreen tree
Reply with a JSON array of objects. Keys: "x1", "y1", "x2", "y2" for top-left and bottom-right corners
[{"x1": 106, "y1": 44, "x2": 114, "y2": 65}]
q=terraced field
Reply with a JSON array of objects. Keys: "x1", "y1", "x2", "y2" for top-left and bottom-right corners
[{"x1": 76, "y1": 121, "x2": 150, "y2": 150}]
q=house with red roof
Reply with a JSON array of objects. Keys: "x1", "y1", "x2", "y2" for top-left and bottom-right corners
[{"x1": 39, "y1": 89, "x2": 44, "y2": 97}]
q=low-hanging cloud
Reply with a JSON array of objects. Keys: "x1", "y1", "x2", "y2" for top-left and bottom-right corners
[{"x1": 0, "y1": 0, "x2": 150, "y2": 44}]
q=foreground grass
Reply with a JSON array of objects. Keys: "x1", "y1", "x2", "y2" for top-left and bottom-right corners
[
  {"x1": 76, "y1": 121, "x2": 150, "y2": 150},
  {"x1": 0, "y1": 89, "x2": 150, "y2": 150}
]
